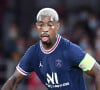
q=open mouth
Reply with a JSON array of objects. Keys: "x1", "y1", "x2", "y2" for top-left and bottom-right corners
[
  {"x1": 41, "y1": 33, "x2": 49, "y2": 42},
  {"x1": 42, "y1": 37, "x2": 49, "y2": 42}
]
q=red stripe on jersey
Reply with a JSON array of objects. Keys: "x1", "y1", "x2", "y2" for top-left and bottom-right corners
[
  {"x1": 16, "y1": 65, "x2": 28, "y2": 75},
  {"x1": 40, "y1": 34, "x2": 61, "y2": 54}
]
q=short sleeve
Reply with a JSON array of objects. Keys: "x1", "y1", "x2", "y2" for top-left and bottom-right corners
[
  {"x1": 69, "y1": 42, "x2": 86, "y2": 66},
  {"x1": 16, "y1": 45, "x2": 36, "y2": 76}
]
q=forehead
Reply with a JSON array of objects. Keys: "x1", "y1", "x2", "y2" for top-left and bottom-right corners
[{"x1": 37, "y1": 16, "x2": 56, "y2": 23}]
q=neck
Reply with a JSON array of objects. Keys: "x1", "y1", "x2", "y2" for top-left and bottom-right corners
[{"x1": 42, "y1": 35, "x2": 58, "y2": 50}]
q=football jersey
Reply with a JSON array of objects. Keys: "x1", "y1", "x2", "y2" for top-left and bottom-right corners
[{"x1": 16, "y1": 34, "x2": 87, "y2": 90}]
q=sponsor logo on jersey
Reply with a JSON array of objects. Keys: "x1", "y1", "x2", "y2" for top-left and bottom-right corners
[{"x1": 45, "y1": 72, "x2": 70, "y2": 88}]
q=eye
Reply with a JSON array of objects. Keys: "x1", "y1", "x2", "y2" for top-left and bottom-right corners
[
  {"x1": 48, "y1": 24, "x2": 53, "y2": 27},
  {"x1": 48, "y1": 24, "x2": 55, "y2": 28},
  {"x1": 37, "y1": 24, "x2": 44, "y2": 28},
  {"x1": 39, "y1": 24, "x2": 43, "y2": 27}
]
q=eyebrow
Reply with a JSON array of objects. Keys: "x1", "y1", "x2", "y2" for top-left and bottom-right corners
[
  {"x1": 37, "y1": 21, "x2": 54, "y2": 23},
  {"x1": 37, "y1": 21, "x2": 43, "y2": 23}
]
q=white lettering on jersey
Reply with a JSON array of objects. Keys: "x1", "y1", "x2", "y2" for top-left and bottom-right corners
[
  {"x1": 47, "y1": 72, "x2": 59, "y2": 84},
  {"x1": 46, "y1": 72, "x2": 70, "y2": 88}
]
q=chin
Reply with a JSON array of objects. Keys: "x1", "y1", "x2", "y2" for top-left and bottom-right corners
[{"x1": 41, "y1": 40, "x2": 51, "y2": 45}]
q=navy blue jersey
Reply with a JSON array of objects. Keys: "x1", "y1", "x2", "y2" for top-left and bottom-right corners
[{"x1": 16, "y1": 35, "x2": 86, "y2": 90}]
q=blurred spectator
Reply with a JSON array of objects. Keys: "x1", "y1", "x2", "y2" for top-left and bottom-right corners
[
  {"x1": 16, "y1": 37, "x2": 26, "y2": 55},
  {"x1": 88, "y1": 13, "x2": 99, "y2": 30},
  {"x1": 4, "y1": 24, "x2": 19, "y2": 59},
  {"x1": 79, "y1": 33, "x2": 94, "y2": 56},
  {"x1": 30, "y1": 25, "x2": 39, "y2": 41}
]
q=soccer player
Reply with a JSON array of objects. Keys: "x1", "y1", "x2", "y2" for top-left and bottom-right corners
[{"x1": 1, "y1": 8, "x2": 100, "y2": 90}]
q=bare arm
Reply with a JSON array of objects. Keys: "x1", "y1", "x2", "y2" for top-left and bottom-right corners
[
  {"x1": 1, "y1": 70, "x2": 25, "y2": 90},
  {"x1": 85, "y1": 62, "x2": 100, "y2": 90}
]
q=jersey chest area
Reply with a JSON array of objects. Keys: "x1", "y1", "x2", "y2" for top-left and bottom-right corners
[
  {"x1": 37, "y1": 51, "x2": 71, "y2": 75},
  {"x1": 35, "y1": 51, "x2": 73, "y2": 89}
]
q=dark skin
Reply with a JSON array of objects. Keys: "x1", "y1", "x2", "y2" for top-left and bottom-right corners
[
  {"x1": 85, "y1": 62, "x2": 100, "y2": 90},
  {"x1": 1, "y1": 70, "x2": 25, "y2": 90},
  {"x1": 36, "y1": 16, "x2": 60, "y2": 50},
  {"x1": 1, "y1": 16, "x2": 100, "y2": 90}
]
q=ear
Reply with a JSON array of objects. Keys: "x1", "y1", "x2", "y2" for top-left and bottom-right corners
[{"x1": 35, "y1": 22, "x2": 38, "y2": 29}]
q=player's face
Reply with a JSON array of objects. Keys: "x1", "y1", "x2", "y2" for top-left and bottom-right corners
[{"x1": 36, "y1": 16, "x2": 60, "y2": 45}]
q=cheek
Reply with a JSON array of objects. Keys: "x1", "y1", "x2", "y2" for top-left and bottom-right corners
[
  {"x1": 49, "y1": 29, "x2": 57, "y2": 38},
  {"x1": 37, "y1": 29, "x2": 42, "y2": 36}
]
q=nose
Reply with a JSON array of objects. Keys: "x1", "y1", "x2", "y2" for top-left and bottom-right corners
[{"x1": 42, "y1": 25, "x2": 49, "y2": 32}]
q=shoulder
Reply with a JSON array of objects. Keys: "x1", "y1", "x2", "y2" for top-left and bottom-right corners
[
  {"x1": 60, "y1": 37, "x2": 70, "y2": 48},
  {"x1": 23, "y1": 42, "x2": 40, "y2": 57},
  {"x1": 60, "y1": 37, "x2": 79, "y2": 50},
  {"x1": 27, "y1": 42, "x2": 40, "y2": 51},
  {"x1": 61, "y1": 36, "x2": 85, "y2": 55},
  {"x1": 61, "y1": 37, "x2": 83, "y2": 51}
]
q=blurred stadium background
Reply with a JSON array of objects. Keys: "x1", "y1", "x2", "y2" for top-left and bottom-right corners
[{"x1": 0, "y1": 0, "x2": 100, "y2": 90}]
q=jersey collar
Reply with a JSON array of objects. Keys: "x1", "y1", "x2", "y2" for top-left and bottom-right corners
[{"x1": 40, "y1": 34, "x2": 61, "y2": 54}]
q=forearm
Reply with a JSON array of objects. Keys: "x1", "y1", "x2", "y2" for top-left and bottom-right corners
[
  {"x1": 95, "y1": 71, "x2": 100, "y2": 90},
  {"x1": 94, "y1": 63, "x2": 100, "y2": 90},
  {"x1": 95, "y1": 77, "x2": 100, "y2": 90},
  {"x1": 1, "y1": 76, "x2": 19, "y2": 90},
  {"x1": 1, "y1": 70, "x2": 24, "y2": 90},
  {"x1": 85, "y1": 61, "x2": 100, "y2": 90}
]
